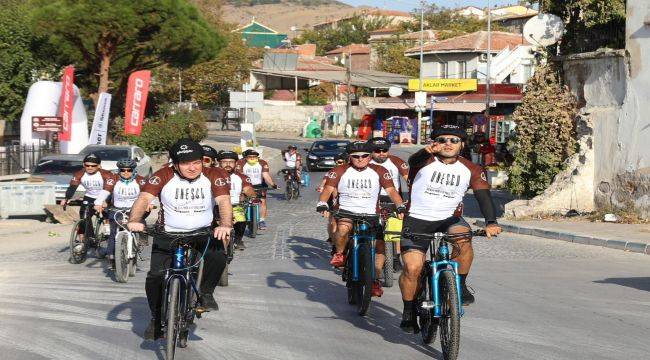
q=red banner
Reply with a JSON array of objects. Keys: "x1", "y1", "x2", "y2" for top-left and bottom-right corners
[
  {"x1": 58, "y1": 66, "x2": 74, "y2": 141},
  {"x1": 124, "y1": 70, "x2": 151, "y2": 136}
]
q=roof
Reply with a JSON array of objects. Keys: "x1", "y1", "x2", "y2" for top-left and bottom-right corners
[
  {"x1": 368, "y1": 27, "x2": 399, "y2": 36},
  {"x1": 493, "y1": 13, "x2": 538, "y2": 21},
  {"x1": 233, "y1": 20, "x2": 279, "y2": 34},
  {"x1": 326, "y1": 44, "x2": 371, "y2": 55},
  {"x1": 405, "y1": 31, "x2": 528, "y2": 55},
  {"x1": 250, "y1": 68, "x2": 410, "y2": 89}
]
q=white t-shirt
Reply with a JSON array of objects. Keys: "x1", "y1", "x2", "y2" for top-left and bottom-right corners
[
  {"x1": 371, "y1": 155, "x2": 409, "y2": 196},
  {"x1": 284, "y1": 152, "x2": 302, "y2": 169},
  {"x1": 69, "y1": 169, "x2": 112, "y2": 199},
  {"x1": 324, "y1": 164, "x2": 395, "y2": 214},
  {"x1": 229, "y1": 172, "x2": 253, "y2": 205},
  {"x1": 94, "y1": 174, "x2": 147, "y2": 208},
  {"x1": 236, "y1": 159, "x2": 270, "y2": 186}
]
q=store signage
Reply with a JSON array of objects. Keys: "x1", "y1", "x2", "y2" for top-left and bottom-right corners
[
  {"x1": 32, "y1": 116, "x2": 62, "y2": 132},
  {"x1": 408, "y1": 79, "x2": 478, "y2": 92}
]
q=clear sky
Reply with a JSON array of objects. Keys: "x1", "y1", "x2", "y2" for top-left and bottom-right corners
[{"x1": 339, "y1": 0, "x2": 519, "y2": 13}]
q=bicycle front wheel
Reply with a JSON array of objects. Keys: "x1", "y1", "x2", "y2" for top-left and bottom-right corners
[
  {"x1": 166, "y1": 278, "x2": 181, "y2": 360},
  {"x1": 418, "y1": 266, "x2": 438, "y2": 344},
  {"x1": 383, "y1": 241, "x2": 394, "y2": 287},
  {"x1": 285, "y1": 183, "x2": 293, "y2": 201},
  {"x1": 357, "y1": 242, "x2": 373, "y2": 316},
  {"x1": 69, "y1": 220, "x2": 87, "y2": 264},
  {"x1": 439, "y1": 271, "x2": 461, "y2": 360},
  {"x1": 114, "y1": 232, "x2": 129, "y2": 283},
  {"x1": 249, "y1": 207, "x2": 258, "y2": 238},
  {"x1": 128, "y1": 234, "x2": 138, "y2": 277}
]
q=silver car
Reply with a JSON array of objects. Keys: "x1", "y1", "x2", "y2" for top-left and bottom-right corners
[
  {"x1": 31, "y1": 154, "x2": 86, "y2": 201},
  {"x1": 79, "y1": 145, "x2": 153, "y2": 177}
]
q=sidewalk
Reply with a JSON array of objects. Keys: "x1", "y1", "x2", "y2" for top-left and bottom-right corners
[{"x1": 475, "y1": 218, "x2": 650, "y2": 255}]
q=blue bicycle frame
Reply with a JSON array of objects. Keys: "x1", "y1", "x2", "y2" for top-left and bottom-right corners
[
  {"x1": 245, "y1": 202, "x2": 260, "y2": 223},
  {"x1": 428, "y1": 234, "x2": 464, "y2": 317},
  {"x1": 350, "y1": 221, "x2": 376, "y2": 281}
]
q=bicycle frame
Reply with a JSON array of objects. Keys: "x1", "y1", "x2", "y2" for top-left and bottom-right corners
[
  {"x1": 341, "y1": 214, "x2": 377, "y2": 282},
  {"x1": 114, "y1": 210, "x2": 137, "y2": 260},
  {"x1": 245, "y1": 199, "x2": 260, "y2": 222},
  {"x1": 426, "y1": 233, "x2": 464, "y2": 317},
  {"x1": 162, "y1": 243, "x2": 204, "y2": 333}
]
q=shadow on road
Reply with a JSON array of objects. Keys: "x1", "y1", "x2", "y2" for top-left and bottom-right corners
[
  {"x1": 107, "y1": 296, "x2": 165, "y2": 360},
  {"x1": 286, "y1": 236, "x2": 330, "y2": 270},
  {"x1": 266, "y1": 271, "x2": 443, "y2": 359},
  {"x1": 594, "y1": 277, "x2": 650, "y2": 292}
]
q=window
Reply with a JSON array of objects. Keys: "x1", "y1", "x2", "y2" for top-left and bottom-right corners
[
  {"x1": 458, "y1": 61, "x2": 467, "y2": 78},
  {"x1": 439, "y1": 62, "x2": 448, "y2": 78}
]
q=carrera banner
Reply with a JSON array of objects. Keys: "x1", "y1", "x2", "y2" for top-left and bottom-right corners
[
  {"x1": 124, "y1": 70, "x2": 151, "y2": 136},
  {"x1": 89, "y1": 92, "x2": 112, "y2": 145},
  {"x1": 58, "y1": 65, "x2": 75, "y2": 141}
]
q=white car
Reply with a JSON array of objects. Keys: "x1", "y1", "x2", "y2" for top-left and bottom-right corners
[{"x1": 79, "y1": 145, "x2": 153, "y2": 177}]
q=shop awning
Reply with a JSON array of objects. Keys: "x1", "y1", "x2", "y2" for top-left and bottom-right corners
[{"x1": 368, "y1": 101, "x2": 487, "y2": 113}]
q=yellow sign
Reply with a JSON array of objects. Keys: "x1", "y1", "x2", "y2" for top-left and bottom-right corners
[{"x1": 408, "y1": 79, "x2": 478, "y2": 92}]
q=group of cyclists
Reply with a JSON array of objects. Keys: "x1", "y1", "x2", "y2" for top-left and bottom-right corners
[{"x1": 61, "y1": 124, "x2": 502, "y2": 342}]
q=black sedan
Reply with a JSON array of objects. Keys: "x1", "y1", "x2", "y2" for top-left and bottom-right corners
[{"x1": 305, "y1": 140, "x2": 350, "y2": 171}]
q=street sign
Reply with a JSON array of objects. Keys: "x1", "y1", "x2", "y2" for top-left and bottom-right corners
[
  {"x1": 408, "y1": 79, "x2": 478, "y2": 92},
  {"x1": 32, "y1": 116, "x2": 62, "y2": 132},
  {"x1": 230, "y1": 91, "x2": 264, "y2": 109},
  {"x1": 414, "y1": 91, "x2": 427, "y2": 112}
]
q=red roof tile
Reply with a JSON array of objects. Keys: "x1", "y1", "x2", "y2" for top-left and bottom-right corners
[
  {"x1": 326, "y1": 44, "x2": 371, "y2": 55},
  {"x1": 405, "y1": 31, "x2": 528, "y2": 54}
]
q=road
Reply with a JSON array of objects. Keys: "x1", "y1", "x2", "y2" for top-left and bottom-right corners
[{"x1": 0, "y1": 143, "x2": 649, "y2": 359}]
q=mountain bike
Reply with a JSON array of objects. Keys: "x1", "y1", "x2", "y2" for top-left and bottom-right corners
[
  {"x1": 69, "y1": 200, "x2": 106, "y2": 264},
  {"x1": 112, "y1": 209, "x2": 142, "y2": 283},
  {"x1": 279, "y1": 169, "x2": 300, "y2": 201},
  {"x1": 336, "y1": 210, "x2": 379, "y2": 316},
  {"x1": 245, "y1": 197, "x2": 261, "y2": 238},
  {"x1": 402, "y1": 228, "x2": 487, "y2": 360}
]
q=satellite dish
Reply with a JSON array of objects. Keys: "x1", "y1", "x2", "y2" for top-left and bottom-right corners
[
  {"x1": 388, "y1": 87, "x2": 403, "y2": 97},
  {"x1": 523, "y1": 13, "x2": 565, "y2": 47}
]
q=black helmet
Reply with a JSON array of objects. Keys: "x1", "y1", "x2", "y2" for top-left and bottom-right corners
[
  {"x1": 242, "y1": 149, "x2": 260, "y2": 157},
  {"x1": 201, "y1": 144, "x2": 218, "y2": 160},
  {"x1": 217, "y1": 150, "x2": 239, "y2": 161},
  {"x1": 346, "y1": 141, "x2": 372, "y2": 154},
  {"x1": 288, "y1": 145, "x2": 297, "y2": 150},
  {"x1": 116, "y1": 158, "x2": 137, "y2": 169},
  {"x1": 369, "y1": 137, "x2": 391, "y2": 151},
  {"x1": 335, "y1": 152, "x2": 348, "y2": 162},
  {"x1": 169, "y1": 139, "x2": 203, "y2": 163},
  {"x1": 431, "y1": 124, "x2": 467, "y2": 140},
  {"x1": 83, "y1": 153, "x2": 101, "y2": 164}
]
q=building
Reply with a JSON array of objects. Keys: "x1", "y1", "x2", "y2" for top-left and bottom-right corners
[
  {"x1": 325, "y1": 44, "x2": 371, "y2": 71},
  {"x1": 233, "y1": 20, "x2": 288, "y2": 48},
  {"x1": 312, "y1": 9, "x2": 412, "y2": 31},
  {"x1": 452, "y1": 5, "x2": 537, "y2": 22},
  {"x1": 368, "y1": 28, "x2": 437, "y2": 69},
  {"x1": 453, "y1": 6, "x2": 486, "y2": 19},
  {"x1": 489, "y1": 5, "x2": 537, "y2": 17},
  {"x1": 404, "y1": 31, "x2": 534, "y2": 85},
  {"x1": 493, "y1": 13, "x2": 538, "y2": 34}
]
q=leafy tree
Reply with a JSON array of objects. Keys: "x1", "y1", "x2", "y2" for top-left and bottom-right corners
[
  {"x1": 295, "y1": 15, "x2": 392, "y2": 55},
  {"x1": 30, "y1": 0, "x2": 225, "y2": 105},
  {"x1": 374, "y1": 41, "x2": 419, "y2": 77},
  {"x1": 402, "y1": 5, "x2": 503, "y2": 40},
  {"x1": 507, "y1": 65, "x2": 578, "y2": 198}
]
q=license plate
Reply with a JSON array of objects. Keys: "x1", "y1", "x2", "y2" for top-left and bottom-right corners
[{"x1": 324, "y1": 160, "x2": 335, "y2": 165}]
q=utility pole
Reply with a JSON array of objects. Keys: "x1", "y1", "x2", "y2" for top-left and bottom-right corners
[
  {"x1": 345, "y1": 50, "x2": 352, "y2": 137},
  {"x1": 417, "y1": 0, "x2": 426, "y2": 144},
  {"x1": 486, "y1": 0, "x2": 492, "y2": 121}
]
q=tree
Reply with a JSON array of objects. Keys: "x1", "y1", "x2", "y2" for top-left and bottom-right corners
[
  {"x1": 507, "y1": 65, "x2": 578, "y2": 198},
  {"x1": 402, "y1": 5, "x2": 503, "y2": 40},
  {"x1": 374, "y1": 41, "x2": 420, "y2": 77},
  {"x1": 295, "y1": 15, "x2": 392, "y2": 55},
  {"x1": 30, "y1": 0, "x2": 225, "y2": 105}
]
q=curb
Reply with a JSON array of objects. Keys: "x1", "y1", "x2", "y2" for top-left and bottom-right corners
[{"x1": 474, "y1": 220, "x2": 650, "y2": 255}]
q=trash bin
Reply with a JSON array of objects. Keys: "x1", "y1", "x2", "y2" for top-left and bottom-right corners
[{"x1": 0, "y1": 182, "x2": 56, "y2": 219}]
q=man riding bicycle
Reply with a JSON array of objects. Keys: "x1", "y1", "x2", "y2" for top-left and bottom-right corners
[
  {"x1": 399, "y1": 125, "x2": 502, "y2": 332},
  {"x1": 235, "y1": 149, "x2": 278, "y2": 230},
  {"x1": 317, "y1": 152, "x2": 347, "y2": 247},
  {"x1": 93, "y1": 159, "x2": 151, "y2": 270},
  {"x1": 282, "y1": 145, "x2": 302, "y2": 185},
  {"x1": 61, "y1": 153, "x2": 112, "y2": 251},
  {"x1": 317, "y1": 141, "x2": 405, "y2": 297},
  {"x1": 201, "y1": 144, "x2": 219, "y2": 168},
  {"x1": 217, "y1": 150, "x2": 257, "y2": 250},
  {"x1": 127, "y1": 139, "x2": 233, "y2": 340}
]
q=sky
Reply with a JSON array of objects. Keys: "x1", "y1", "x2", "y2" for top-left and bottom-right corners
[{"x1": 339, "y1": 0, "x2": 519, "y2": 13}]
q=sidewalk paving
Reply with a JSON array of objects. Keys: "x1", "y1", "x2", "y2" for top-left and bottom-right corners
[{"x1": 475, "y1": 218, "x2": 650, "y2": 255}]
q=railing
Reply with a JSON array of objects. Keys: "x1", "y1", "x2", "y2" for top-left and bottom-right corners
[{"x1": 0, "y1": 143, "x2": 57, "y2": 176}]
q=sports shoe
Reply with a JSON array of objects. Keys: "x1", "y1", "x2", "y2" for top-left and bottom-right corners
[
  {"x1": 400, "y1": 310, "x2": 416, "y2": 333},
  {"x1": 144, "y1": 319, "x2": 163, "y2": 340},
  {"x1": 72, "y1": 243, "x2": 85, "y2": 254},
  {"x1": 258, "y1": 221, "x2": 267, "y2": 230},
  {"x1": 236, "y1": 240, "x2": 246, "y2": 250},
  {"x1": 330, "y1": 252, "x2": 346, "y2": 268},
  {"x1": 201, "y1": 293, "x2": 219, "y2": 311},
  {"x1": 371, "y1": 280, "x2": 384, "y2": 297},
  {"x1": 461, "y1": 284, "x2": 475, "y2": 306}
]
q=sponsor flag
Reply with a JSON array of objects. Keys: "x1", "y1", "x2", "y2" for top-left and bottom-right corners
[
  {"x1": 89, "y1": 92, "x2": 112, "y2": 145},
  {"x1": 124, "y1": 70, "x2": 151, "y2": 136},
  {"x1": 58, "y1": 65, "x2": 75, "y2": 141}
]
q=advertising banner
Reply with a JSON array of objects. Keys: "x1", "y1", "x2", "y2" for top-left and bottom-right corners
[
  {"x1": 89, "y1": 92, "x2": 112, "y2": 145},
  {"x1": 58, "y1": 65, "x2": 75, "y2": 141},
  {"x1": 124, "y1": 70, "x2": 151, "y2": 136}
]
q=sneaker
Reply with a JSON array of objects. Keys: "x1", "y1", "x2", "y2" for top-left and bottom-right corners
[
  {"x1": 201, "y1": 293, "x2": 219, "y2": 311},
  {"x1": 329, "y1": 252, "x2": 346, "y2": 268},
  {"x1": 393, "y1": 257, "x2": 402, "y2": 272},
  {"x1": 72, "y1": 243, "x2": 85, "y2": 254},
  {"x1": 144, "y1": 319, "x2": 163, "y2": 340},
  {"x1": 400, "y1": 310, "x2": 416, "y2": 333},
  {"x1": 461, "y1": 284, "x2": 475, "y2": 306},
  {"x1": 236, "y1": 240, "x2": 246, "y2": 250},
  {"x1": 371, "y1": 280, "x2": 384, "y2": 297},
  {"x1": 330, "y1": 244, "x2": 337, "y2": 256},
  {"x1": 258, "y1": 221, "x2": 267, "y2": 230}
]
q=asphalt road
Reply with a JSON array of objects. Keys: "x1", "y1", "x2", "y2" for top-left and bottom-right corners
[{"x1": 0, "y1": 143, "x2": 649, "y2": 359}]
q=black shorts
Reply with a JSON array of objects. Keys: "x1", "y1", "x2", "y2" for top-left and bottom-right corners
[
  {"x1": 400, "y1": 215, "x2": 471, "y2": 253},
  {"x1": 334, "y1": 210, "x2": 380, "y2": 232}
]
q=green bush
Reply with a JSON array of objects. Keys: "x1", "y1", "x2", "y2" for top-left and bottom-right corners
[{"x1": 110, "y1": 108, "x2": 208, "y2": 153}]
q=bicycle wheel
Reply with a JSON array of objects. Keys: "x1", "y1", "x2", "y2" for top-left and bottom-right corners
[
  {"x1": 69, "y1": 220, "x2": 87, "y2": 264},
  {"x1": 128, "y1": 234, "x2": 138, "y2": 277},
  {"x1": 439, "y1": 271, "x2": 461, "y2": 360},
  {"x1": 345, "y1": 250, "x2": 357, "y2": 305},
  {"x1": 92, "y1": 217, "x2": 106, "y2": 257},
  {"x1": 383, "y1": 241, "x2": 394, "y2": 288},
  {"x1": 166, "y1": 278, "x2": 181, "y2": 360},
  {"x1": 285, "y1": 182, "x2": 293, "y2": 201},
  {"x1": 248, "y1": 207, "x2": 258, "y2": 238},
  {"x1": 114, "y1": 232, "x2": 129, "y2": 283},
  {"x1": 418, "y1": 266, "x2": 438, "y2": 344},
  {"x1": 293, "y1": 181, "x2": 300, "y2": 198},
  {"x1": 357, "y1": 242, "x2": 373, "y2": 316}
]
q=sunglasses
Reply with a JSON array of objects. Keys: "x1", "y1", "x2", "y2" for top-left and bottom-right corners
[
  {"x1": 119, "y1": 168, "x2": 133, "y2": 173},
  {"x1": 350, "y1": 154, "x2": 371, "y2": 159},
  {"x1": 83, "y1": 164, "x2": 98, "y2": 168},
  {"x1": 434, "y1": 137, "x2": 462, "y2": 144},
  {"x1": 373, "y1": 149, "x2": 389, "y2": 154},
  {"x1": 202, "y1": 157, "x2": 213, "y2": 163}
]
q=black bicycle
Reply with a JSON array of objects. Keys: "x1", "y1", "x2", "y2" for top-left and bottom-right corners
[
  {"x1": 218, "y1": 233, "x2": 236, "y2": 287},
  {"x1": 279, "y1": 168, "x2": 300, "y2": 201},
  {"x1": 69, "y1": 200, "x2": 106, "y2": 264}
]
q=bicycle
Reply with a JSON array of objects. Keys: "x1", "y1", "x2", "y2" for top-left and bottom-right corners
[
  {"x1": 246, "y1": 184, "x2": 273, "y2": 237},
  {"x1": 143, "y1": 226, "x2": 209, "y2": 360},
  {"x1": 112, "y1": 209, "x2": 142, "y2": 283},
  {"x1": 69, "y1": 200, "x2": 106, "y2": 264},
  {"x1": 335, "y1": 210, "x2": 379, "y2": 316},
  {"x1": 379, "y1": 201, "x2": 401, "y2": 288},
  {"x1": 278, "y1": 169, "x2": 300, "y2": 201},
  {"x1": 402, "y1": 228, "x2": 488, "y2": 360}
]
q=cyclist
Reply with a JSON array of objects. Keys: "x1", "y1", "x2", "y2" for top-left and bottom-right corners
[
  {"x1": 368, "y1": 137, "x2": 410, "y2": 279},
  {"x1": 398, "y1": 125, "x2": 502, "y2": 332},
  {"x1": 317, "y1": 141, "x2": 405, "y2": 297},
  {"x1": 217, "y1": 150, "x2": 257, "y2": 250},
  {"x1": 282, "y1": 145, "x2": 302, "y2": 185},
  {"x1": 60, "y1": 153, "x2": 112, "y2": 250},
  {"x1": 317, "y1": 152, "x2": 347, "y2": 248},
  {"x1": 202, "y1": 144, "x2": 219, "y2": 168},
  {"x1": 93, "y1": 159, "x2": 151, "y2": 270},
  {"x1": 235, "y1": 149, "x2": 278, "y2": 230},
  {"x1": 127, "y1": 139, "x2": 233, "y2": 340}
]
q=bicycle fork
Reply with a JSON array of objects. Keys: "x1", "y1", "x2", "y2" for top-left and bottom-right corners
[
  {"x1": 429, "y1": 245, "x2": 464, "y2": 317},
  {"x1": 351, "y1": 231, "x2": 375, "y2": 281}
]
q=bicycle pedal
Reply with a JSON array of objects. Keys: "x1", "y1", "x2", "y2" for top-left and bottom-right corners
[
  {"x1": 196, "y1": 307, "x2": 210, "y2": 314},
  {"x1": 420, "y1": 301, "x2": 435, "y2": 309}
]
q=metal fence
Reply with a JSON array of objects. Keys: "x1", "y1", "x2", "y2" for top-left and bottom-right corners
[{"x1": 0, "y1": 143, "x2": 57, "y2": 176}]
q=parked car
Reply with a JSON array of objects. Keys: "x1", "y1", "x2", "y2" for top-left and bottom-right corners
[
  {"x1": 79, "y1": 145, "x2": 152, "y2": 177},
  {"x1": 305, "y1": 140, "x2": 350, "y2": 171},
  {"x1": 31, "y1": 154, "x2": 85, "y2": 202}
]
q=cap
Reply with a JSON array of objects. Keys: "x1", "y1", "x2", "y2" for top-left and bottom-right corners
[
  {"x1": 431, "y1": 124, "x2": 467, "y2": 140},
  {"x1": 346, "y1": 141, "x2": 372, "y2": 154},
  {"x1": 288, "y1": 145, "x2": 297, "y2": 150},
  {"x1": 169, "y1": 139, "x2": 203, "y2": 163},
  {"x1": 83, "y1": 153, "x2": 101, "y2": 164},
  {"x1": 201, "y1": 144, "x2": 218, "y2": 159},
  {"x1": 217, "y1": 150, "x2": 239, "y2": 161},
  {"x1": 369, "y1": 137, "x2": 391, "y2": 150},
  {"x1": 242, "y1": 149, "x2": 260, "y2": 157}
]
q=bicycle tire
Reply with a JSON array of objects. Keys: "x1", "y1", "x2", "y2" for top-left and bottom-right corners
[
  {"x1": 293, "y1": 180, "x2": 300, "y2": 198},
  {"x1": 345, "y1": 253, "x2": 357, "y2": 305},
  {"x1": 249, "y1": 208, "x2": 258, "y2": 238},
  {"x1": 93, "y1": 217, "x2": 105, "y2": 248},
  {"x1": 166, "y1": 278, "x2": 181, "y2": 360},
  {"x1": 128, "y1": 234, "x2": 138, "y2": 277},
  {"x1": 418, "y1": 266, "x2": 438, "y2": 344},
  {"x1": 285, "y1": 182, "x2": 293, "y2": 201},
  {"x1": 383, "y1": 241, "x2": 394, "y2": 287},
  {"x1": 114, "y1": 232, "x2": 129, "y2": 283},
  {"x1": 439, "y1": 271, "x2": 461, "y2": 360},
  {"x1": 357, "y1": 241, "x2": 373, "y2": 316},
  {"x1": 69, "y1": 220, "x2": 87, "y2": 264}
]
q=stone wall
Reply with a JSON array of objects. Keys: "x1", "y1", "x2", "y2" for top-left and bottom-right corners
[{"x1": 253, "y1": 102, "x2": 365, "y2": 134}]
